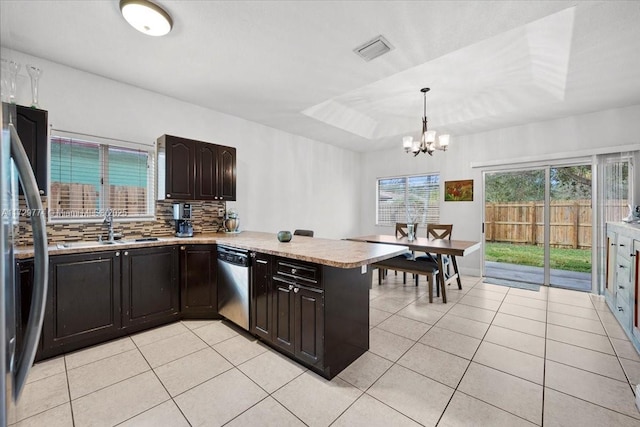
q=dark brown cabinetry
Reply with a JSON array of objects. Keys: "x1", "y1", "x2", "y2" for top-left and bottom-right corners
[
  {"x1": 8, "y1": 104, "x2": 48, "y2": 195},
  {"x1": 43, "y1": 251, "x2": 121, "y2": 357},
  {"x1": 255, "y1": 257, "x2": 324, "y2": 367},
  {"x1": 158, "y1": 134, "x2": 236, "y2": 201},
  {"x1": 15, "y1": 259, "x2": 44, "y2": 361},
  {"x1": 164, "y1": 135, "x2": 196, "y2": 200},
  {"x1": 251, "y1": 252, "x2": 273, "y2": 341},
  {"x1": 121, "y1": 246, "x2": 180, "y2": 329},
  {"x1": 180, "y1": 244, "x2": 218, "y2": 318}
]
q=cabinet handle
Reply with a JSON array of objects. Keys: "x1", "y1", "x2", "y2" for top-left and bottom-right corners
[
  {"x1": 288, "y1": 284, "x2": 294, "y2": 290},
  {"x1": 619, "y1": 285, "x2": 625, "y2": 289},
  {"x1": 180, "y1": 246, "x2": 186, "y2": 250},
  {"x1": 619, "y1": 265, "x2": 626, "y2": 269},
  {"x1": 257, "y1": 260, "x2": 268, "y2": 264},
  {"x1": 294, "y1": 287, "x2": 300, "y2": 293},
  {"x1": 166, "y1": 193, "x2": 171, "y2": 197},
  {"x1": 291, "y1": 268, "x2": 297, "y2": 275},
  {"x1": 631, "y1": 253, "x2": 637, "y2": 257},
  {"x1": 124, "y1": 251, "x2": 128, "y2": 256},
  {"x1": 39, "y1": 189, "x2": 44, "y2": 195},
  {"x1": 618, "y1": 306, "x2": 624, "y2": 312},
  {"x1": 116, "y1": 252, "x2": 120, "y2": 257},
  {"x1": 611, "y1": 243, "x2": 616, "y2": 246}
]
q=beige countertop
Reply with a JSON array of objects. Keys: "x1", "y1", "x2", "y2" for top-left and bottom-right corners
[{"x1": 16, "y1": 231, "x2": 408, "y2": 268}]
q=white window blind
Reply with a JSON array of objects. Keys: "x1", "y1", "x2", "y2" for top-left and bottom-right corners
[
  {"x1": 377, "y1": 174, "x2": 440, "y2": 226},
  {"x1": 49, "y1": 132, "x2": 155, "y2": 221}
]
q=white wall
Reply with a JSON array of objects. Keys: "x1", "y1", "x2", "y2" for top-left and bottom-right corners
[
  {"x1": 2, "y1": 48, "x2": 362, "y2": 239},
  {"x1": 360, "y1": 104, "x2": 640, "y2": 275}
]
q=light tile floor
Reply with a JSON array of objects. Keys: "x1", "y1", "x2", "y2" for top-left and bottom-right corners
[{"x1": 8, "y1": 274, "x2": 640, "y2": 426}]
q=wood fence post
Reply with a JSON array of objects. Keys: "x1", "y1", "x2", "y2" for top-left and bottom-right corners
[
  {"x1": 573, "y1": 201, "x2": 579, "y2": 249},
  {"x1": 529, "y1": 201, "x2": 536, "y2": 245}
]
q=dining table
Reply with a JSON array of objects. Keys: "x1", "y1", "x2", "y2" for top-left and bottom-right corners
[{"x1": 348, "y1": 234, "x2": 481, "y2": 302}]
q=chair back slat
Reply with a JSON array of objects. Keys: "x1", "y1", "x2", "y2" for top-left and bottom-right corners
[
  {"x1": 427, "y1": 224, "x2": 453, "y2": 240},
  {"x1": 395, "y1": 223, "x2": 419, "y2": 238}
]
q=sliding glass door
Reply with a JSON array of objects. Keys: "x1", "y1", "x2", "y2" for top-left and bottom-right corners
[
  {"x1": 484, "y1": 169, "x2": 546, "y2": 287},
  {"x1": 483, "y1": 163, "x2": 593, "y2": 290},
  {"x1": 549, "y1": 166, "x2": 592, "y2": 290}
]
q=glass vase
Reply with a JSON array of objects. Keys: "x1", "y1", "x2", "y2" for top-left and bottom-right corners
[
  {"x1": 7, "y1": 60, "x2": 20, "y2": 104},
  {"x1": 26, "y1": 64, "x2": 42, "y2": 108},
  {"x1": 407, "y1": 223, "x2": 415, "y2": 241}
]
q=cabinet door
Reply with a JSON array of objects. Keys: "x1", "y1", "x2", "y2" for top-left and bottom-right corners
[
  {"x1": 251, "y1": 253, "x2": 272, "y2": 340},
  {"x1": 165, "y1": 136, "x2": 196, "y2": 199},
  {"x1": 605, "y1": 230, "x2": 617, "y2": 302},
  {"x1": 195, "y1": 142, "x2": 218, "y2": 200},
  {"x1": 44, "y1": 252, "x2": 121, "y2": 352},
  {"x1": 294, "y1": 286, "x2": 324, "y2": 366},
  {"x1": 122, "y1": 246, "x2": 179, "y2": 328},
  {"x1": 272, "y1": 276, "x2": 295, "y2": 354},
  {"x1": 217, "y1": 146, "x2": 236, "y2": 201},
  {"x1": 180, "y1": 245, "x2": 217, "y2": 317},
  {"x1": 16, "y1": 105, "x2": 48, "y2": 195},
  {"x1": 15, "y1": 259, "x2": 44, "y2": 360}
]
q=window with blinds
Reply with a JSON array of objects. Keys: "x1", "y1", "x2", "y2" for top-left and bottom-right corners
[
  {"x1": 376, "y1": 174, "x2": 440, "y2": 226},
  {"x1": 49, "y1": 132, "x2": 155, "y2": 221}
]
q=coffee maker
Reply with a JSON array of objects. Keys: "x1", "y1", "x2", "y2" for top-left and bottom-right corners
[{"x1": 173, "y1": 203, "x2": 194, "y2": 237}]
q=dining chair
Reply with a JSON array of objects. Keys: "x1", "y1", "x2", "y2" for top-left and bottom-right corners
[
  {"x1": 416, "y1": 224, "x2": 461, "y2": 297},
  {"x1": 386, "y1": 223, "x2": 419, "y2": 284},
  {"x1": 293, "y1": 229, "x2": 314, "y2": 237}
]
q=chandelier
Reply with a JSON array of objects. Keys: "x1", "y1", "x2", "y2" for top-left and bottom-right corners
[{"x1": 402, "y1": 88, "x2": 449, "y2": 156}]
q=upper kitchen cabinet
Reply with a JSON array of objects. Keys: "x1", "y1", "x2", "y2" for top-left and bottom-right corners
[
  {"x1": 157, "y1": 134, "x2": 236, "y2": 201},
  {"x1": 14, "y1": 105, "x2": 48, "y2": 195}
]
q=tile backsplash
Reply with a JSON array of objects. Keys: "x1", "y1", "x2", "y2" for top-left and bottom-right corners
[{"x1": 15, "y1": 197, "x2": 226, "y2": 246}]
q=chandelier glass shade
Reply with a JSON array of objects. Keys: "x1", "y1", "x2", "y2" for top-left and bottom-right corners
[{"x1": 403, "y1": 88, "x2": 449, "y2": 156}]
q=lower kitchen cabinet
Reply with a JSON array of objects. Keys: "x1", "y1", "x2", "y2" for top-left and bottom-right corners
[
  {"x1": 180, "y1": 244, "x2": 218, "y2": 318},
  {"x1": 293, "y1": 285, "x2": 324, "y2": 366},
  {"x1": 606, "y1": 223, "x2": 640, "y2": 354},
  {"x1": 42, "y1": 251, "x2": 121, "y2": 358},
  {"x1": 121, "y1": 246, "x2": 180, "y2": 329},
  {"x1": 251, "y1": 252, "x2": 273, "y2": 341},
  {"x1": 251, "y1": 255, "x2": 366, "y2": 378},
  {"x1": 271, "y1": 275, "x2": 295, "y2": 354},
  {"x1": 15, "y1": 259, "x2": 45, "y2": 362}
]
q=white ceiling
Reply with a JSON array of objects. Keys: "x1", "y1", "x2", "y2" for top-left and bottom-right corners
[{"x1": 1, "y1": 1, "x2": 640, "y2": 152}]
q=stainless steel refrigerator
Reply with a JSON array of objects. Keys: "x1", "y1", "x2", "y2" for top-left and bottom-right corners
[{"x1": 1, "y1": 103, "x2": 48, "y2": 426}]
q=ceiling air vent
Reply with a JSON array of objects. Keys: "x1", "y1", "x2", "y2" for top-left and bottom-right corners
[{"x1": 353, "y1": 35, "x2": 394, "y2": 62}]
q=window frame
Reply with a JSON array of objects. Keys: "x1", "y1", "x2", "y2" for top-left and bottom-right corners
[
  {"x1": 48, "y1": 130, "x2": 156, "y2": 223},
  {"x1": 375, "y1": 172, "x2": 441, "y2": 227}
]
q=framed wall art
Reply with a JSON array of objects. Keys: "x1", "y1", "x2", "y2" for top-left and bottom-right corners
[{"x1": 444, "y1": 179, "x2": 473, "y2": 201}]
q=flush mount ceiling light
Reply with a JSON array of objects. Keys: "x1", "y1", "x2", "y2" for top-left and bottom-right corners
[
  {"x1": 403, "y1": 88, "x2": 450, "y2": 157},
  {"x1": 120, "y1": 0, "x2": 173, "y2": 36}
]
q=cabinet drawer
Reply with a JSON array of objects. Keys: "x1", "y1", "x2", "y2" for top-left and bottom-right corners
[
  {"x1": 276, "y1": 258, "x2": 321, "y2": 286},
  {"x1": 616, "y1": 256, "x2": 632, "y2": 291},
  {"x1": 617, "y1": 235, "x2": 632, "y2": 260},
  {"x1": 614, "y1": 292, "x2": 632, "y2": 330}
]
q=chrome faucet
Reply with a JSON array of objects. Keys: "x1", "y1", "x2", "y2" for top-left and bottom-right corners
[{"x1": 103, "y1": 209, "x2": 115, "y2": 242}]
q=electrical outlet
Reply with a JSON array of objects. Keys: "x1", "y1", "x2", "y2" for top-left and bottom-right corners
[{"x1": 217, "y1": 208, "x2": 225, "y2": 217}]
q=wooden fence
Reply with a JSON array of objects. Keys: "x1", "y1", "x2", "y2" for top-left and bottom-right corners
[
  {"x1": 484, "y1": 199, "x2": 628, "y2": 249},
  {"x1": 49, "y1": 182, "x2": 147, "y2": 217}
]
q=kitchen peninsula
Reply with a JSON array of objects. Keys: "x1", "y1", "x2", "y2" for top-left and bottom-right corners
[{"x1": 16, "y1": 231, "x2": 407, "y2": 379}]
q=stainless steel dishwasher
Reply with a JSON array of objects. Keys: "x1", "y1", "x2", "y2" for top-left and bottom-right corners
[{"x1": 217, "y1": 245, "x2": 251, "y2": 330}]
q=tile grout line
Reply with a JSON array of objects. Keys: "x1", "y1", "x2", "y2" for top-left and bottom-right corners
[
  {"x1": 435, "y1": 283, "x2": 539, "y2": 426},
  {"x1": 590, "y1": 295, "x2": 639, "y2": 396}
]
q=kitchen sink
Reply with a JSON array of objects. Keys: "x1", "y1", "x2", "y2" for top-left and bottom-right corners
[
  {"x1": 55, "y1": 241, "x2": 122, "y2": 249},
  {"x1": 55, "y1": 237, "x2": 162, "y2": 250}
]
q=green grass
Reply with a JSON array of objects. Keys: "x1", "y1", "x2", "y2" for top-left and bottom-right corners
[{"x1": 485, "y1": 242, "x2": 592, "y2": 273}]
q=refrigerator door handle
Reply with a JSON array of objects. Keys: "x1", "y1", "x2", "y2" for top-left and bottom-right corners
[{"x1": 9, "y1": 123, "x2": 48, "y2": 400}]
